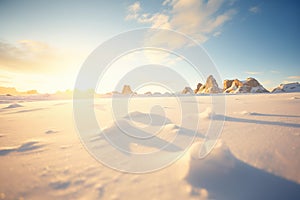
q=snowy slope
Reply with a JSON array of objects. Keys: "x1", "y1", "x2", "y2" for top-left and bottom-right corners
[
  {"x1": 272, "y1": 82, "x2": 300, "y2": 93},
  {"x1": 0, "y1": 93, "x2": 300, "y2": 199}
]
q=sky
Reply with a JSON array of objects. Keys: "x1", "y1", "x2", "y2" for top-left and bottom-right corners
[{"x1": 0, "y1": 0, "x2": 299, "y2": 93}]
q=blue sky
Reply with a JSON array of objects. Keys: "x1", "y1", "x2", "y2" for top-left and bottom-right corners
[{"x1": 0, "y1": 0, "x2": 299, "y2": 92}]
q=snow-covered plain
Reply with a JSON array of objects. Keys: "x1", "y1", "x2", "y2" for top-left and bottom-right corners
[{"x1": 0, "y1": 93, "x2": 300, "y2": 199}]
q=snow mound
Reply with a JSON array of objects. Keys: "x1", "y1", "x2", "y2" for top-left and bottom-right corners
[
  {"x1": 290, "y1": 96, "x2": 300, "y2": 100},
  {"x1": 99, "y1": 119, "x2": 181, "y2": 151},
  {"x1": 124, "y1": 111, "x2": 170, "y2": 126},
  {"x1": 3, "y1": 103, "x2": 23, "y2": 109},
  {"x1": 49, "y1": 180, "x2": 71, "y2": 190},
  {"x1": 0, "y1": 140, "x2": 45, "y2": 155},
  {"x1": 199, "y1": 107, "x2": 215, "y2": 119},
  {"x1": 163, "y1": 123, "x2": 179, "y2": 130},
  {"x1": 182, "y1": 141, "x2": 300, "y2": 200},
  {"x1": 236, "y1": 110, "x2": 257, "y2": 115},
  {"x1": 239, "y1": 110, "x2": 251, "y2": 115},
  {"x1": 45, "y1": 130, "x2": 58, "y2": 134},
  {"x1": 272, "y1": 82, "x2": 300, "y2": 93}
]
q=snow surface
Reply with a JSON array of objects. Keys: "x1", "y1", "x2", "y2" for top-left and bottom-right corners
[{"x1": 0, "y1": 93, "x2": 300, "y2": 199}]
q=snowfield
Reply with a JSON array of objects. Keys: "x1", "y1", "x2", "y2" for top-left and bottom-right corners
[{"x1": 0, "y1": 93, "x2": 300, "y2": 199}]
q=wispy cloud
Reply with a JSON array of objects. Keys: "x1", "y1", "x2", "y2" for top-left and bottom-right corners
[
  {"x1": 245, "y1": 71, "x2": 263, "y2": 75},
  {"x1": 125, "y1": 0, "x2": 237, "y2": 43},
  {"x1": 270, "y1": 70, "x2": 280, "y2": 74},
  {"x1": 249, "y1": 6, "x2": 260, "y2": 14},
  {"x1": 125, "y1": 1, "x2": 170, "y2": 29},
  {"x1": 229, "y1": 0, "x2": 238, "y2": 6},
  {"x1": 125, "y1": 2, "x2": 142, "y2": 20},
  {"x1": 162, "y1": 0, "x2": 172, "y2": 6},
  {"x1": 213, "y1": 31, "x2": 222, "y2": 37},
  {"x1": 288, "y1": 76, "x2": 300, "y2": 79}
]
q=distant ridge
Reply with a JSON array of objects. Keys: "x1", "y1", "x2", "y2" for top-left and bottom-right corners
[
  {"x1": 0, "y1": 86, "x2": 38, "y2": 96},
  {"x1": 1, "y1": 76, "x2": 300, "y2": 97}
]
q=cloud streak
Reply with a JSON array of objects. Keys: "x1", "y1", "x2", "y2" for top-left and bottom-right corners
[
  {"x1": 288, "y1": 76, "x2": 300, "y2": 80},
  {"x1": 270, "y1": 70, "x2": 280, "y2": 74},
  {"x1": 245, "y1": 71, "x2": 263, "y2": 75},
  {"x1": 125, "y1": 2, "x2": 142, "y2": 21},
  {"x1": 125, "y1": 0, "x2": 237, "y2": 43},
  {"x1": 249, "y1": 6, "x2": 260, "y2": 14}
]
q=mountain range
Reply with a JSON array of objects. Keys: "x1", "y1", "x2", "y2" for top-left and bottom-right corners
[
  {"x1": 189, "y1": 75, "x2": 299, "y2": 94},
  {"x1": 0, "y1": 76, "x2": 299, "y2": 96}
]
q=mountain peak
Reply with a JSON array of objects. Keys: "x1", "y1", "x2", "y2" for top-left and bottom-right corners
[
  {"x1": 224, "y1": 78, "x2": 269, "y2": 93},
  {"x1": 272, "y1": 82, "x2": 300, "y2": 93}
]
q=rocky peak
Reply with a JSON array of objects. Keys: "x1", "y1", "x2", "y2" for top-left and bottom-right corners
[
  {"x1": 182, "y1": 87, "x2": 194, "y2": 94},
  {"x1": 202, "y1": 75, "x2": 221, "y2": 93},
  {"x1": 194, "y1": 83, "x2": 203, "y2": 94},
  {"x1": 121, "y1": 85, "x2": 133, "y2": 95},
  {"x1": 224, "y1": 78, "x2": 269, "y2": 93},
  {"x1": 223, "y1": 80, "x2": 234, "y2": 91}
]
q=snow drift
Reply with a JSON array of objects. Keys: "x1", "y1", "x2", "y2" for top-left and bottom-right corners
[{"x1": 184, "y1": 142, "x2": 300, "y2": 200}]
